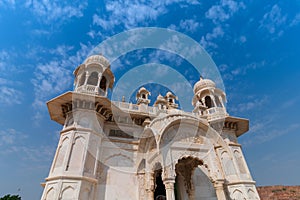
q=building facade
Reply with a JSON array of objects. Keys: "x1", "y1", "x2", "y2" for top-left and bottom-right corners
[{"x1": 40, "y1": 54, "x2": 260, "y2": 200}]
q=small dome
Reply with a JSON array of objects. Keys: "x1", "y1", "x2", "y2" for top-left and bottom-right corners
[
  {"x1": 166, "y1": 91, "x2": 176, "y2": 98},
  {"x1": 84, "y1": 54, "x2": 110, "y2": 68},
  {"x1": 193, "y1": 77, "x2": 216, "y2": 94},
  {"x1": 137, "y1": 87, "x2": 150, "y2": 94},
  {"x1": 154, "y1": 94, "x2": 167, "y2": 106},
  {"x1": 157, "y1": 94, "x2": 164, "y2": 100}
]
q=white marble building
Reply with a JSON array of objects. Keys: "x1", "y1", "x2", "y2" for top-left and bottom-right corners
[{"x1": 41, "y1": 54, "x2": 260, "y2": 200}]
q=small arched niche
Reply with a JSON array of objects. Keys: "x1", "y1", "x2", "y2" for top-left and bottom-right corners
[
  {"x1": 205, "y1": 96, "x2": 213, "y2": 108},
  {"x1": 100, "y1": 76, "x2": 107, "y2": 92},
  {"x1": 87, "y1": 71, "x2": 98, "y2": 86},
  {"x1": 153, "y1": 163, "x2": 166, "y2": 200},
  {"x1": 78, "y1": 72, "x2": 86, "y2": 87}
]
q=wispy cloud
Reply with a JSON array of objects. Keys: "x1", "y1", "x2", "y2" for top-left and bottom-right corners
[
  {"x1": 229, "y1": 95, "x2": 268, "y2": 113},
  {"x1": 0, "y1": 50, "x2": 24, "y2": 106},
  {"x1": 24, "y1": 0, "x2": 87, "y2": 24},
  {"x1": 92, "y1": 0, "x2": 200, "y2": 35},
  {"x1": 290, "y1": 13, "x2": 300, "y2": 27},
  {"x1": 168, "y1": 18, "x2": 201, "y2": 33},
  {"x1": 205, "y1": 0, "x2": 245, "y2": 24},
  {"x1": 221, "y1": 60, "x2": 266, "y2": 81},
  {"x1": 242, "y1": 122, "x2": 300, "y2": 147},
  {"x1": 201, "y1": 0, "x2": 245, "y2": 51},
  {"x1": 0, "y1": 86, "x2": 23, "y2": 105},
  {"x1": 31, "y1": 43, "x2": 92, "y2": 121},
  {"x1": 93, "y1": 0, "x2": 166, "y2": 31},
  {"x1": 200, "y1": 26, "x2": 224, "y2": 49},
  {"x1": 260, "y1": 4, "x2": 287, "y2": 37},
  {"x1": 0, "y1": 128, "x2": 56, "y2": 164},
  {"x1": 0, "y1": 0, "x2": 15, "y2": 9}
]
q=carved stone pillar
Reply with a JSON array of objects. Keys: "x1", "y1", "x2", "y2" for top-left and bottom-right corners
[
  {"x1": 97, "y1": 73, "x2": 102, "y2": 87},
  {"x1": 84, "y1": 72, "x2": 89, "y2": 85},
  {"x1": 214, "y1": 180, "x2": 227, "y2": 200},
  {"x1": 145, "y1": 172, "x2": 154, "y2": 200},
  {"x1": 164, "y1": 178, "x2": 175, "y2": 200}
]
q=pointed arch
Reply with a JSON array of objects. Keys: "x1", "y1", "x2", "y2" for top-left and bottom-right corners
[
  {"x1": 138, "y1": 127, "x2": 157, "y2": 154},
  {"x1": 205, "y1": 96, "x2": 213, "y2": 108},
  {"x1": 221, "y1": 150, "x2": 236, "y2": 176},
  {"x1": 45, "y1": 187, "x2": 55, "y2": 200},
  {"x1": 100, "y1": 76, "x2": 107, "y2": 91},
  {"x1": 158, "y1": 117, "x2": 208, "y2": 150},
  {"x1": 87, "y1": 71, "x2": 98, "y2": 85},
  {"x1": 67, "y1": 136, "x2": 86, "y2": 171},
  {"x1": 78, "y1": 72, "x2": 86, "y2": 86},
  {"x1": 247, "y1": 188, "x2": 258, "y2": 199},
  {"x1": 232, "y1": 189, "x2": 246, "y2": 200},
  {"x1": 61, "y1": 186, "x2": 75, "y2": 200},
  {"x1": 104, "y1": 153, "x2": 134, "y2": 167},
  {"x1": 233, "y1": 150, "x2": 247, "y2": 174},
  {"x1": 53, "y1": 136, "x2": 69, "y2": 171}
]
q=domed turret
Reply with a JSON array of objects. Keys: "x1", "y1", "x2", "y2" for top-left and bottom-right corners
[
  {"x1": 192, "y1": 76, "x2": 227, "y2": 121},
  {"x1": 73, "y1": 54, "x2": 114, "y2": 97},
  {"x1": 165, "y1": 91, "x2": 178, "y2": 109},
  {"x1": 193, "y1": 76, "x2": 216, "y2": 94},
  {"x1": 154, "y1": 94, "x2": 167, "y2": 110},
  {"x1": 136, "y1": 87, "x2": 151, "y2": 105}
]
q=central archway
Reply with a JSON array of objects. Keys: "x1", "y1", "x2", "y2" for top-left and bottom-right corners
[
  {"x1": 175, "y1": 157, "x2": 217, "y2": 200},
  {"x1": 153, "y1": 163, "x2": 166, "y2": 200}
]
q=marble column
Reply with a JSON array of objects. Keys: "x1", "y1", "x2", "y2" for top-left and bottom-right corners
[
  {"x1": 214, "y1": 180, "x2": 227, "y2": 200},
  {"x1": 146, "y1": 172, "x2": 154, "y2": 200},
  {"x1": 164, "y1": 178, "x2": 175, "y2": 200}
]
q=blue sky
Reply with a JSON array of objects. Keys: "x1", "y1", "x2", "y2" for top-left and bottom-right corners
[{"x1": 0, "y1": 0, "x2": 299, "y2": 199}]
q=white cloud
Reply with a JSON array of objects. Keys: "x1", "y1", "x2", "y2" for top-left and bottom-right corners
[
  {"x1": 25, "y1": 0, "x2": 88, "y2": 24},
  {"x1": 93, "y1": 1, "x2": 166, "y2": 30},
  {"x1": 222, "y1": 61, "x2": 266, "y2": 80},
  {"x1": 0, "y1": 129, "x2": 27, "y2": 147},
  {"x1": 0, "y1": 86, "x2": 23, "y2": 105},
  {"x1": 0, "y1": 128, "x2": 56, "y2": 164},
  {"x1": 230, "y1": 95, "x2": 268, "y2": 113},
  {"x1": 31, "y1": 43, "x2": 92, "y2": 121},
  {"x1": 179, "y1": 19, "x2": 201, "y2": 33},
  {"x1": 260, "y1": 4, "x2": 287, "y2": 36},
  {"x1": 290, "y1": 13, "x2": 300, "y2": 27},
  {"x1": 243, "y1": 122, "x2": 300, "y2": 147},
  {"x1": 202, "y1": 0, "x2": 245, "y2": 51},
  {"x1": 239, "y1": 35, "x2": 247, "y2": 43},
  {"x1": 205, "y1": 0, "x2": 245, "y2": 24},
  {"x1": 93, "y1": 0, "x2": 201, "y2": 31},
  {"x1": 0, "y1": 0, "x2": 15, "y2": 9},
  {"x1": 200, "y1": 26, "x2": 224, "y2": 50},
  {"x1": 0, "y1": 50, "x2": 24, "y2": 105}
]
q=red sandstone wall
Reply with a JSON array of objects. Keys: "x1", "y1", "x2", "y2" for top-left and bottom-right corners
[{"x1": 257, "y1": 186, "x2": 300, "y2": 200}]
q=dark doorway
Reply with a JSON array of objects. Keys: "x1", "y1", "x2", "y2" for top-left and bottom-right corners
[
  {"x1": 100, "y1": 76, "x2": 107, "y2": 91},
  {"x1": 205, "y1": 96, "x2": 213, "y2": 108},
  {"x1": 154, "y1": 168, "x2": 166, "y2": 200}
]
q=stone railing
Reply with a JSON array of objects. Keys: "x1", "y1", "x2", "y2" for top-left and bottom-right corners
[
  {"x1": 76, "y1": 85, "x2": 105, "y2": 96},
  {"x1": 204, "y1": 107, "x2": 227, "y2": 121},
  {"x1": 112, "y1": 101, "x2": 159, "y2": 115}
]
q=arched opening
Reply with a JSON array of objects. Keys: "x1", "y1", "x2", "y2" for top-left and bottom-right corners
[
  {"x1": 214, "y1": 95, "x2": 222, "y2": 107},
  {"x1": 205, "y1": 96, "x2": 213, "y2": 108},
  {"x1": 142, "y1": 93, "x2": 146, "y2": 99},
  {"x1": 87, "y1": 72, "x2": 98, "y2": 86},
  {"x1": 234, "y1": 150, "x2": 247, "y2": 174},
  {"x1": 153, "y1": 164, "x2": 166, "y2": 200},
  {"x1": 100, "y1": 76, "x2": 107, "y2": 92},
  {"x1": 175, "y1": 157, "x2": 203, "y2": 199},
  {"x1": 78, "y1": 72, "x2": 86, "y2": 86}
]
